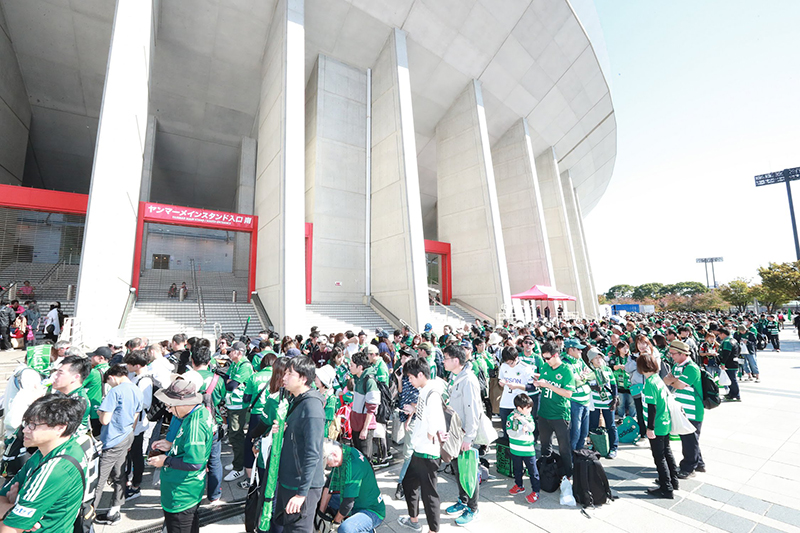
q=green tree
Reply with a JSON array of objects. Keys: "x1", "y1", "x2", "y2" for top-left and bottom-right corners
[
  {"x1": 690, "y1": 290, "x2": 727, "y2": 312},
  {"x1": 605, "y1": 284, "x2": 635, "y2": 300},
  {"x1": 718, "y1": 278, "x2": 752, "y2": 312},
  {"x1": 663, "y1": 281, "x2": 709, "y2": 296},
  {"x1": 757, "y1": 262, "x2": 800, "y2": 311},
  {"x1": 632, "y1": 283, "x2": 665, "y2": 301},
  {"x1": 749, "y1": 283, "x2": 789, "y2": 313}
]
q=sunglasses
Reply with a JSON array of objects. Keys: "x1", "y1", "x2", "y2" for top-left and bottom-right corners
[
  {"x1": 523, "y1": 341, "x2": 534, "y2": 345},
  {"x1": 542, "y1": 356, "x2": 552, "y2": 361}
]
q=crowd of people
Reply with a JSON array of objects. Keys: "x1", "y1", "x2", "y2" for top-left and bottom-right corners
[{"x1": 0, "y1": 309, "x2": 778, "y2": 533}]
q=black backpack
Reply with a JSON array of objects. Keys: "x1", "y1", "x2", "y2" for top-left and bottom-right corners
[
  {"x1": 756, "y1": 334, "x2": 767, "y2": 350},
  {"x1": 700, "y1": 368, "x2": 720, "y2": 410},
  {"x1": 536, "y1": 453, "x2": 564, "y2": 493},
  {"x1": 572, "y1": 449, "x2": 614, "y2": 507},
  {"x1": 368, "y1": 375, "x2": 395, "y2": 425}
]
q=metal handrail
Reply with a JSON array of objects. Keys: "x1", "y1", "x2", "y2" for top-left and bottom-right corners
[
  {"x1": 451, "y1": 298, "x2": 496, "y2": 327},
  {"x1": 37, "y1": 259, "x2": 67, "y2": 285},
  {"x1": 250, "y1": 291, "x2": 273, "y2": 330},
  {"x1": 366, "y1": 296, "x2": 403, "y2": 330},
  {"x1": 0, "y1": 282, "x2": 17, "y2": 304},
  {"x1": 118, "y1": 287, "x2": 137, "y2": 330},
  {"x1": 190, "y1": 260, "x2": 206, "y2": 335},
  {"x1": 431, "y1": 299, "x2": 467, "y2": 324},
  {"x1": 399, "y1": 318, "x2": 417, "y2": 336}
]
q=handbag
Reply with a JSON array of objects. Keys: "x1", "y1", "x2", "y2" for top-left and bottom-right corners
[
  {"x1": 667, "y1": 394, "x2": 696, "y2": 436},
  {"x1": 474, "y1": 412, "x2": 497, "y2": 446},
  {"x1": 718, "y1": 370, "x2": 731, "y2": 388}
]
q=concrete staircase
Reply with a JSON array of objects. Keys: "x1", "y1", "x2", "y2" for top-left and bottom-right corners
[
  {"x1": 137, "y1": 269, "x2": 249, "y2": 303},
  {"x1": 123, "y1": 301, "x2": 264, "y2": 341},
  {"x1": 0, "y1": 261, "x2": 79, "y2": 305},
  {"x1": 427, "y1": 302, "x2": 484, "y2": 334},
  {"x1": 305, "y1": 302, "x2": 394, "y2": 336}
]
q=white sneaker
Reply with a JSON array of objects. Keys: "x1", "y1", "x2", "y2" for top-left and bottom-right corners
[
  {"x1": 224, "y1": 464, "x2": 234, "y2": 471},
  {"x1": 224, "y1": 469, "x2": 244, "y2": 482}
]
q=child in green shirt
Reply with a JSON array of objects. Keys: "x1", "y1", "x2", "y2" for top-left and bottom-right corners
[{"x1": 506, "y1": 394, "x2": 540, "y2": 504}]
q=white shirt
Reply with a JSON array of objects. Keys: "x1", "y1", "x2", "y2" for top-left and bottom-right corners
[
  {"x1": 45, "y1": 308, "x2": 60, "y2": 335},
  {"x1": 499, "y1": 362, "x2": 532, "y2": 409},
  {"x1": 410, "y1": 379, "x2": 446, "y2": 457}
]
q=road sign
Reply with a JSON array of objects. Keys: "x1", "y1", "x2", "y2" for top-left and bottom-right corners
[{"x1": 754, "y1": 167, "x2": 800, "y2": 187}]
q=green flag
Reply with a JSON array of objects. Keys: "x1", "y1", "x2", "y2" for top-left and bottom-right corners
[{"x1": 259, "y1": 397, "x2": 289, "y2": 530}]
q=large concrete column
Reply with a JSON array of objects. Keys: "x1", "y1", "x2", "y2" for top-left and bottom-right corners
[
  {"x1": 75, "y1": 0, "x2": 154, "y2": 344},
  {"x1": 370, "y1": 28, "x2": 428, "y2": 331},
  {"x1": 234, "y1": 137, "x2": 256, "y2": 280},
  {"x1": 436, "y1": 80, "x2": 512, "y2": 319},
  {"x1": 493, "y1": 118, "x2": 555, "y2": 295},
  {"x1": 562, "y1": 171, "x2": 598, "y2": 317},
  {"x1": 535, "y1": 148, "x2": 584, "y2": 315},
  {"x1": 138, "y1": 115, "x2": 157, "y2": 272},
  {"x1": 254, "y1": 0, "x2": 305, "y2": 335},
  {"x1": 305, "y1": 56, "x2": 367, "y2": 302},
  {"x1": 0, "y1": 3, "x2": 30, "y2": 186}
]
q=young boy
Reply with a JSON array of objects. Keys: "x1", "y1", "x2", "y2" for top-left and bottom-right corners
[{"x1": 506, "y1": 394, "x2": 540, "y2": 504}]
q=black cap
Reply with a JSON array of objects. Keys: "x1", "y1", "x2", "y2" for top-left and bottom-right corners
[{"x1": 87, "y1": 346, "x2": 113, "y2": 359}]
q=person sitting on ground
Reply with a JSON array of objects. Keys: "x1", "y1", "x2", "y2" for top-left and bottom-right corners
[{"x1": 167, "y1": 283, "x2": 178, "y2": 298}]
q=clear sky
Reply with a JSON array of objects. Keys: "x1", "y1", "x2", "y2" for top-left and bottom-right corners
[{"x1": 584, "y1": 0, "x2": 800, "y2": 294}]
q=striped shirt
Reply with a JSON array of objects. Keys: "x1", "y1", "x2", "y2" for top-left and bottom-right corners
[
  {"x1": 507, "y1": 412, "x2": 536, "y2": 456},
  {"x1": 590, "y1": 367, "x2": 616, "y2": 408},
  {"x1": 672, "y1": 359, "x2": 704, "y2": 422},
  {"x1": 562, "y1": 354, "x2": 591, "y2": 406}
]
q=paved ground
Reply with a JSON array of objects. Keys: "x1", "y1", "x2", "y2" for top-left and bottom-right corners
[{"x1": 3, "y1": 328, "x2": 799, "y2": 533}]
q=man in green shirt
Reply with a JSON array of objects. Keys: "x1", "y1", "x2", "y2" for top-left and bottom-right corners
[
  {"x1": 190, "y1": 346, "x2": 226, "y2": 504},
  {"x1": 149, "y1": 380, "x2": 212, "y2": 533},
  {"x1": 85, "y1": 346, "x2": 111, "y2": 437},
  {"x1": 663, "y1": 340, "x2": 705, "y2": 479},
  {"x1": 241, "y1": 357, "x2": 273, "y2": 488},
  {"x1": 562, "y1": 339, "x2": 591, "y2": 451},
  {"x1": 50, "y1": 355, "x2": 92, "y2": 436},
  {"x1": 0, "y1": 394, "x2": 87, "y2": 533},
  {"x1": 533, "y1": 341, "x2": 575, "y2": 477},
  {"x1": 223, "y1": 341, "x2": 253, "y2": 482},
  {"x1": 319, "y1": 441, "x2": 385, "y2": 532}
]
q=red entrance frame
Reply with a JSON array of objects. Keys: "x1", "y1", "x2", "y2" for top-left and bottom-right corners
[
  {"x1": 132, "y1": 201, "x2": 258, "y2": 302},
  {"x1": 0, "y1": 183, "x2": 88, "y2": 215},
  {"x1": 424, "y1": 239, "x2": 451, "y2": 305}
]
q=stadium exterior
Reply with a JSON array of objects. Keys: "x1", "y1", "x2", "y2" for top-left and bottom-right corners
[{"x1": 0, "y1": 0, "x2": 615, "y2": 343}]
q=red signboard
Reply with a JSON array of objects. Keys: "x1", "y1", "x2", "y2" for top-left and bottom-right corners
[{"x1": 142, "y1": 202, "x2": 255, "y2": 231}]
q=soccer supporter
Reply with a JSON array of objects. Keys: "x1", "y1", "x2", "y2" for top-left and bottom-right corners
[
  {"x1": 124, "y1": 349, "x2": 155, "y2": 500},
  {"x1": 349, "y1": 351, "x2": 380, "y2": 460},
  {"x1": 533, "y1": 341, "x2": 575, "y2": 478},
  {"x1": 639, "y1": 353, "x2": 678, "y2": 499},
  {"x1": 561, "y1": 338, "x2": 592, "y2": 450},
  {"x1": 49, "y1": 354, "x2": 92, "y2": 436},
  {"x1": 85, "y1": 346, "x2": 111, "y2": 436},
  {"x1": 223, "y1": 341, "x2": 254, "y2": 483}
]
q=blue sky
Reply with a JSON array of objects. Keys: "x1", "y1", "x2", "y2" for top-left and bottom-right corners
[{"x1": 584, "y1": 0, "x2": 800, "y2": 293}]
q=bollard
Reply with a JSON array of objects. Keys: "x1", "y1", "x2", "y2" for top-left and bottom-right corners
[
  {"x1": 66, "y1": 284, "x2": 75, "y2": 300},
  {"x1": 232, "y1": 290, "x2": 237, "y2": 303}
]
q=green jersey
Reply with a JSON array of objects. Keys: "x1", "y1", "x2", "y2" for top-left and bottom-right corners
[
  {"x1": 519, "y1": 352, "x2": 544, "y2": 397},
  {"x1": 197, "y1": 369, "x2": 226, "y2": 427},
  {"x1": 672, "y1": 359, "x2": 704, "y2": 422},
  {"x1": 84, "y1": 362, "x2": 108, "y2": 420},
  {"x1": 374, "y1": 359, "x2": 390, "y2": 385},
  {"x1": 329, "y1": 446, "x2": 386, "y2": 520},
  {"x1": 0, "y1": 436, "x2": 85, "y2": 532},
  {"x1": 252, "y1": 349, "x2": 276, "y2": 371},
  {"x1": 225, "y1": 359, "x2": 254, "y2": 410},
  {"x1": 589, "y1": 366, "x2": 616, "y2": 408},
  {"x1": 506, "y1": 412, "x2": 536, "y2": 457},
  {"x1": 161, "y1": 405, "x2": 213, "y2": 513},
  {"x1": 244, "y1": 368, "x2": 273, "y2": 416},
  {"x1": 643, "y1": 374, "x2": 671, "y2": 436},
  {"x1": 608, "y1": 354, "x2": 631, "y2": 390},
  {"x1": 538, "y1": 362, "x2": 575, "y2": 420},
  {"x1": 562, "y1": 354, "x2": 591, "y2": 406}
]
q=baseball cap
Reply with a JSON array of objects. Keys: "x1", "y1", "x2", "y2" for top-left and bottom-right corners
[
  {"x1": 315, "y1": 365, "x2": 336, "y2": 389},
  {"x1": 564, "y1": 338, "x2": 585, "y2": 350},
  {"x1": 231, "y1": 341, "x2": 247, "y2": 352},
  {"x1": 87, "y1": 346, "x2": 113, "y2": 359},
  {"x1": 367, "y1": 344, "x2": 379, "y2": 355}
]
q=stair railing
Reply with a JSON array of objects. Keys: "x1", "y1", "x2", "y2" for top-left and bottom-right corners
[
  {"x1": 118, "y1": 287, "x2": 137, "y2": 330},
  {"x1": 37, "y1": 258, "x2": 67, "y2": 285},
  {"x1": 250, "y1": 292, "x2": 274, "y2": 330},
  {"x1": 190, "y1": 260, "x2": 206, "y2": 336},
  {"x1": 431, "y1": 299, "x2": 466, "y2": 324}
]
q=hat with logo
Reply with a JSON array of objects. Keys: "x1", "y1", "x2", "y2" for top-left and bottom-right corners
[{"x1": 564, "y1": 338, "x2": 586, "y2": 350}]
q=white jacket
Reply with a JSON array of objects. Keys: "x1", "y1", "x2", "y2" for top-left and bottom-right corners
[{"x1": 410, "y1": 379, "x2": 446, "y2": 457}]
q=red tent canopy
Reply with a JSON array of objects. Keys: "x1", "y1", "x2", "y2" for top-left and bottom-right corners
[{"x1": 511, "y1": 285, "x2": 576, "y2": 301}]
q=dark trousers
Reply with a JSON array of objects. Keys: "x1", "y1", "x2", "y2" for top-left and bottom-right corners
[
  {"x1": 499, "y1": 408, "x2": 513, "y2": 439},
  {"x1": 450, "y1": 457, "x2": 478, "y2": 511},
  {"x1": 538, "y1": 416, "x2": 572, "y2": 477},
  {"x1": 91, "y1": 418, "x2": 102, "y2": 438},
  {"x1": 353, "y1": 428, "x2": 374, "y2": 460},
  {"x1": 769, "y1": 334, "x2": 780, "y2": 350},
  {"x1": 649, "y1": 435, "x2": 678, "y2": 492},
  {"x1": 679, "y1": 420, "x2": 704, "y2": 473},
  {"x1": 725, "y1": 368, "x2": 740, "y2": 399},
  {"x1": 94, "y1": 431, "x2": 134, "y2": 510},
  {"x1": 164, "y1": 503, "x2": 200, "y2": 533},
  {"x1": 402, "y1": 455, "x2": 441, "y2": 532},
  {"x1": 244, "y1": 414, "x2": 260, "y2": 469},
  {"x1": 531, "y1": 394, "x2": 540, "y2": 441},
  {"x1": 634, "y1": 396, "x2": 647, "y2": 438},
  {"x1": 274, "y1": 484, "x2": 322, "y2": 533},
  {"x1": 0, "y1": 326, "x2": 10, "y2": 350},
  {"x1": 512, "y1": 454, "x2": 540, "y2": 492},
  {"x1": 126, "y1": 433, "x2": 145, "y2": 487}
]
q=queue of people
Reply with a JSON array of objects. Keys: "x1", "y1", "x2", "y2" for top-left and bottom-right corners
[{"x1": 0, "y1": 309, "x2": 765, "y2": 532}]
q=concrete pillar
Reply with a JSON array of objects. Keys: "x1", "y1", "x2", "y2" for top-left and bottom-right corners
[
  {"x1": 0, "y1": 3, "x2": 31, "y2": 185},
  {"x1": 75, "y1": 0, "x2": 154, "y2": 344},
  {"x1": 535, "y1": 148, "x2": 584, "y2": 316},
  {"x1": 138, "y1": 115, "x2": 157, "y2": 272},
  {"x1": 493, "y1": 118, "x2": 555, "y2": 295},
  {"x1": 254, "y1": 0, "x2": 305, "y2": 335},
  {"x1": 370, "y1": 28, "x2": 428, "y2": 331},
  {"x1": 562, "y1": 171, "x2": 598, "y2": 317},
  {"x1": 234, "y1": 137, "x2": 256, "y2": 279},
  {"x1": 305, "y1": 56, "x2": 367, "y2": 302},
  {"x1": 436, "y1": 80, "x2": 512, "y2": 320}
]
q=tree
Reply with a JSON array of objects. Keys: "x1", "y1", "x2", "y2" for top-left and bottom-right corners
[
  {"x1": 718, "y1": 278, "x2": 752, "y2": 312},
  {"x1": 605, "y1": 284, "x2": 634, "y2": 300},
  {"x1": 632, "y1": 283, "x2": 665, "y2": 301},
  {"x1": 690, "y1": 290, "x2": 727, "y2": 312},
  {"x1": 749, "y1": 283, "x2": 789, "y2": 313},
  {"x1": 663, "y1": 281, "x2": 708, "y2": 297},
  {"x1": 757, "y1": 262, "x2": 800, "y2": 311},
  {"x1": 597, "y1": 294, "x2": 608, "y2": 305}
]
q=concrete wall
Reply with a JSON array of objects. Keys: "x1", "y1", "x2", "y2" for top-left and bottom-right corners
[
  {"x1": 436, "y1": 80, "x2": 511, "y2": 319},
  {"x1": 305, "y1": 56, "x2": 367, "y2": 303},
  {"x1": 0, "y1": 4, "x2": 30, "y2": 185},
  {"x1": 233, "y1": 137, "x2": 256, "y2": 279},
  {"x1": 75, "y1": 0, "x2": 154, "y2": 344},
  {"x1": 562, "y1": 170, "x2": 598, "y2": 317},
  {"x1": 493, "y1": 118, "x2": 555, "y2": 295},
  {"x1": 535, "y1": 147, "x2": 584, "y2": 315},
  {"x1": 254, "y1": 0, "x2": 306, "y2": 335},
  {"x1": 370, "y1": 28, "x2": 428, "y2": 331}
]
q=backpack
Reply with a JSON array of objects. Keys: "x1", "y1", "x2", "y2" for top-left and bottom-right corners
[
  {"x1": 572, "y1": 449, "x2": 614, "y2": 508},
  {"x1": 368, "y1": 375, "x2": 394, "y2": 425},
  {"x1": 700, "y1": 368, "x2": 721, "y2": 410},
  {"x1": 425, "y1": 388, "x2": 463, "y2": 463},
  {"x1": 143, "y1": 376, "x2": 167, "y2": 422},
  {"x1": 202, "y1": 373, "x2": 222, "y2": 422},
  {"x1": 73, "y1": 432, "x2": 101, "y2": 504},
  {"x1": 536, "y1": 452, "x2": 564, "y2": 493},
  {"x1": 756, "y1": 334, "x2": 767, "y2": 350}
]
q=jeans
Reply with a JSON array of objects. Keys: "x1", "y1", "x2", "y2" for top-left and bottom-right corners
[
  {"x1": 569, "y1": 402, "x2": 589, "y2": 450},
  {"x1": 589, "y1": 408, "x2": 618, "y2": 452},
  {"x1": 725, "y1": 368, "x2": 740, "y2": 399},
  {"x1": 207, "y1": 430, "x2": 222, "y2": 500},
  {"x1": 679, "y1": 420, "x2": 704, "y2": 473},
  {"x1": 338, "y1": 510, "x2": 383, "y2": 533},
  {"x1": 616, "y1": 392, "x2": 636, "y2": 418},
  {"x1": 511, "y1": 454, "x2": 540, "y2": 492},
  {"x1": 769, "y1": 334, "x2": 780, "y2": 350},
  {"x1": 538, "y1": 416, "x2": 572, "y2": 477},
  {"x1": 649, "y1": 434, "x2": 678, "y2": 492},
  {"x1": 164, "y1": 503, "x2": 200, "y2": 533},
  {"x1": 742, "y1": 353, "x2": 760, "y2": 376}
]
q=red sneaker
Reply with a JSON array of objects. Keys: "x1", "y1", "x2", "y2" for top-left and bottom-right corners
[
  {"x1": 526, "y1": 492, "x2": 539, "y2": 504},
  {"x1": 509, "y1": 485, "x2": 525, "y2": 495}
]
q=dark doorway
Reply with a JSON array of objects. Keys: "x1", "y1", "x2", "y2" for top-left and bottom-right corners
[{"x1": 152, "y1": 254, "x2": 170, "y2": 270}]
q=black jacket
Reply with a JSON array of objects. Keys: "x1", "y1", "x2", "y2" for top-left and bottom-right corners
[{"x1": 279, "y1": 389, "x2": 326, "y2": 496}]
